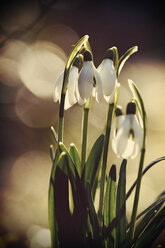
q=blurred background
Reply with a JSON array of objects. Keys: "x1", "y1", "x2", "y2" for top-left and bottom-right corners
[{"x1": 0, "y1": 0, "x2": 164, "y2": 247}]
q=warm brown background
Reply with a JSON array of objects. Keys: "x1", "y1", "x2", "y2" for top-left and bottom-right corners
[{"x1": 0, "y1": 0, "x2": 164, "y2": 247}]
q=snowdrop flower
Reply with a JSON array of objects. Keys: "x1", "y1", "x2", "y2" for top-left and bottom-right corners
[
  {"x1": 53, "y1": 57, "x2": 80, "y2": 110},
  {"x1": 111, "y1": 106, "x2": 125, "y2": 154},
  {"x1": 98, "y1": 49, "x2": 117, "y2": 103},
  {"x1": 77, "y1": 50, "x2": 103, "y2": 105},
  {"x1": 112, "y1": 102, "x2": 143, "y2": 159}
]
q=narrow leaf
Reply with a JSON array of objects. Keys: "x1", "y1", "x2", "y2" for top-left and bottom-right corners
[
  {"x1": 48, "y1": 148, "x2": 60, "y2": 248},
  {"x1": 85, "y1": 134, "x2": 104, "y2": 188},
  {"x1": 133, "y1": 206, "x2": 165, "y2": 248},
  {"x1": 104, "y1": 164, "x2": 116, "y2": 248},
  {"x1": 86, "y1": 182, "x2": 100, "y2": 242},
  {"x1": 53, "y1": 154, "x2": 73, "y2": 246},
  {"x1": 69, "y1": 143, "x2": 81, "y2": 177},
  {"x1": 117, "y1": 46, "x2": 138, "y2": 76},
  {"x1": 49, "y1": 144, "x2": 55, "y2": 162},
  {"x1": 51, "y1": 126, "x2": 58, "y2": 143},
  {"x1": 59, "y1": 142, "x2": 76, "y2": 179},
  {"x1": 133, "y1": 200, "x2": 164, "y2": 244},
  {"x1": 116, "y1": 159, "x2": 127, "y2": 248},
  {"x1": 126, "y1": 156, "x2": 165, "y2": 200}
]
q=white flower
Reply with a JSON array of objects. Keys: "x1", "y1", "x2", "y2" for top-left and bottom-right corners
[
  {"x1": 53, "y1": 57, "x2": 79, "y2": 110},
  {"x1": 112, "y1": 102, "x2": 143, "y2": 159},
  {"x1": 97, "y1": 49, "x2": 117, "y2": 103},
  {"x1": 77, "y1": 50, "x2": 103, "y2": 104}
]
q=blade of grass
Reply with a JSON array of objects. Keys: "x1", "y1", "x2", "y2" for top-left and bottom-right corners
[
  {"x1": 126, "y1": 156, "x2": 165, "y2": 200},
  {"x1": 52, "y1": 152, "x2": 71, "y2": 247},
  {"x1": 86, "y1": 182, "x2": 102, "y2": 247},
  {"x1": 127, "y1": 80, "x2": 147, "y2": 243},
  {"x1": 48, "y1": 148, "x2": 60, "y2": 248},
  {"x1": 133, "y1": 201, "x2": 164, "y2": 244},
  {"x1": 117, "y1": 46, "x2": 138, "y2": 76},
  {"x1": 104, "y1": 164, "x2": 116, "y2": 248},
  {"x1": 69, "y1": 143, "x2": 81, "y2": 177},
  {"x1": 133, "y1": 206, "x2": 165, "y2": 248},
  {"x1": 84, "y1": 134, "x2": 104, "y2": 188},
  {"x1": 58, "y1": 142, "x2": 76, "y2": 179},
  {"x1": 116, "y1": 159, "x2": 127, "y2": 248},
  {"x1": 98, "y1": 103, "x2": 114, "y2": 222}
]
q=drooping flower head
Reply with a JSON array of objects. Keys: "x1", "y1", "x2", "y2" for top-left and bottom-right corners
[
  {"x1": 53, "y1": 56, "x2": 81, "y2": 110},
  {"x1": 77, "y1": 50, "x2": 103, "y2": 105},
  {"x1": 112, "y1": 102, "x2": 143, "y2": 159},
  {"x1": 98, "y1": 48, "x2": 117, "y2": 103}
]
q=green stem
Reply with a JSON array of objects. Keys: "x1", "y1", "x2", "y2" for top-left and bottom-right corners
[
  {"x1": 81, "y1": 98, "x2": 91, "y2": 171},
  {"x1": 98, "y1": 103, "x2": 114, "y2": 222},
  {"x1": 58, "y1": 92, "x2": 66, "y2": 142},
  {"x1": 127, "y1": 147, "x2": 146, "y2": 244}
]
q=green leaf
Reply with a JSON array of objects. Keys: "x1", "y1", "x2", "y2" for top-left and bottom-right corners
[
  {"x1": 104, "y1": 164, "x2": 116, "y2": 248},
  {"x1": 69, "y1": 143, "x2": 81, "y2": 177},
  {"x1": 135, "y1": 192, "x2": 165, "y2": 222},
  {"x1": 117, "y1": 46, "x2": 138, "y2": 76},
  {"x1": 116, "y1": 159, "x2": 127, "y2": 248},
  {"x1": 133, "y1": 200, "x2": 165, "y2": 244},
  {"x1": 58, "y1": 142, "x2": 76, "y2": 180},
  {"x1": 48, "y1": 148, "x2": 60, "y2": 248},
  {"x1": 48, "y1": 150, "x2": 71, "y2": 247},
  {"x1": 86, "y1": 182, "x2": 101, "y2": 242},
  {"x1": 133, "y1": 206, "x2": 165, "y2": 248},
  {"x1": 51, "y1": 126, "x2": 58, "y2": 143},
  {"x1": 126, "y1": 156, "x2": 165, "y2": 200},
  {"x1": 53, "y1": 153, "x2": 74, "y2": 246},
  {"x1": 84, "y1": 134, "x2": 104, "y2": 188}
]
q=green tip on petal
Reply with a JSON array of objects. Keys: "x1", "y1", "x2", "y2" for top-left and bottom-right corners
[
  {"x1": 84, "y1": 50, "x2": 92, "y2": 61},
  {"x1": 104, "y1": 48, "x2": 114, "y2": 60},
  {"x1": 126, "y1": 102, "x2": 136, "y2": 115},
  {"x1": 115, "y1": 106, "x2": 123, "y2": 116},
  {"x1": 109, "y1": 164, "x2": 116, "y2": 181}
]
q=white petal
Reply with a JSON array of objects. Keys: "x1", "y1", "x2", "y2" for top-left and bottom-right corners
[
  {"x1": 93, "y1": 66, "x2": 103, "y2": 102},
  {"x1": 65, "y1": 66, "x2": 78, "y2": 109},
  {"x1": 98, "y1": 58, "x2": 117, "y2": 97},
  {"x1": 104, "y1": 87, "x2": 115, "y2": 103},
  {"x1": 122, "y1": 138, "x2": 135, "y2": 159},
  {"x1": 115, "y1": 116, "x2": 131, "y2": 157},
  {"x1": 75, "y1": 78, "x2": 85, "y2": 105},
  {"x1": 64, "y1": 91, "x2": 72, "y2": 110},
  {"x1": 53, "y1": 72, "x2": 63, "y2": 102},
  {"x1": 111, "y1": 115, "x2": 125, "y2": 143},
  {"x1": 131, "y1": 116, "x2": 143, "y2": 158},
  {"x1": 78, "y1": 61, "x2": 94, "y2": 101}
]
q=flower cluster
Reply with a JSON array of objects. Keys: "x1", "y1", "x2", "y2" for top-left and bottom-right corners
[
  {"x1": 49, "y1": 37, "x2": 165, "y2": 248},
  {"x1": 53, "y1": 49, "x2": 117, "y2": 110}
]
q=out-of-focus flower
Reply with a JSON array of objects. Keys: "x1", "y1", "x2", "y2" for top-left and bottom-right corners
[
  {"x1": 53, "y1": 57, "x2": 80, "y2": 110},
  {"x1": 111, "y1": 102, "x2": 143, "y2": 159},
  {"x1": 98, "y1": 49, "x2": 117, "y2": 103},
  {"x1": 77, "y1": 50, "x2": 103, "y2": 104}
]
